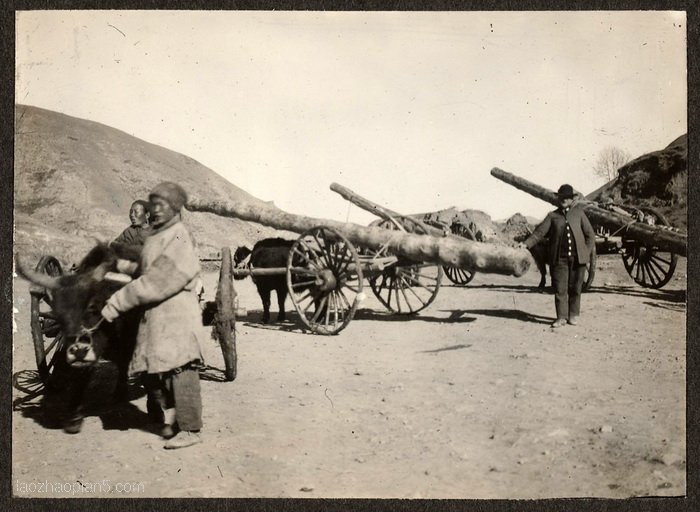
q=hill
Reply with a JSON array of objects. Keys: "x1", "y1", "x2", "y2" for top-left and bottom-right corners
[
  {"x1": 585, "y1": 134, "x2": 687, "y2": 231},
  {"x1": 417, "y1": 134, "x2": 688, "y2": 245},
  {"x1": 14, "y1": 105, "x2": 289, "y2": 264}
]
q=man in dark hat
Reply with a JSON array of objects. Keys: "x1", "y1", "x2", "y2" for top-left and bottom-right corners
[
  {"x1": 520, "y1": 184, "x2": 596, "y2": 328},
  {"x1": 101, "y1": 182, "x2": 206, "y2": 449}
]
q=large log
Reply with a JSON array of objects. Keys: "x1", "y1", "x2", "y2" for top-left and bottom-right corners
[
  {"x1": 330, "y1": 182, "x2": 451, "y2": 238},
  {"x1": 490, "y1": 168, "x2": 687, "y2": 257},
  {"x1": 186, "y1": 197, "x2": 531, "y2": 277}
]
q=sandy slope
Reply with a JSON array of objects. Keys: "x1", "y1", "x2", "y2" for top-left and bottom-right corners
[{"x1": 11, "y1": 254, "x2": 686, "y2": 499}]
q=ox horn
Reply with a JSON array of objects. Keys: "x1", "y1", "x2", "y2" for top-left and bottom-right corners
[
  {"x1": 92, "y1": 262, "x2": 111, "y2": 282},
  {"x1": 15, "y1": 256, "x2": 61, "y2": 290}
]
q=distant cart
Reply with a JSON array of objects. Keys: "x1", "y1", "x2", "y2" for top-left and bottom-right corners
[
  {"x1": 329, "y1": 182, "x2": 483, "y2": 288},
  {"x1": 491, "y1": 168, "x2": 687, "y2": 289}
]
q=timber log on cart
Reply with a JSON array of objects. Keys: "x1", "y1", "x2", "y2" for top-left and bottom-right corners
[
  {"x1": 329, "y1": 182, "x2": 479, "y2": 286},
  {"x1": 27, "y1": 250, "x2": 240, "y2": 389},
  {"x1": 186, "y1": 187, "x2": 532, "y2": 336},
  {"x1": 490, "y1": 167, "x2": 687, "y2": 289}
]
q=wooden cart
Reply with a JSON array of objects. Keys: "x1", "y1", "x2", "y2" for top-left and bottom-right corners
[
  {"x1": 491, "y1": 167, "x2": 687, "y2": 289},
  {"x1": 186, "y1": 188, "x2": 531, "y2": 337},
  {"x1": 329, "y1": 182, "x2": 479, "y2": 286}
]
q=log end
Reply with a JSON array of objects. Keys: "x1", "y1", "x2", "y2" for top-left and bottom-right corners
[{"x1": 511, "y1": 249, "x2": 532, "y2": 277}]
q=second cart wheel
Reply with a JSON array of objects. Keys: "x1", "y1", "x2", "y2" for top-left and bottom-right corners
[
  {"x1": 286, "y1": 226, "x2": 364, "y2": 335},
  {"x1": 215, "y1": 247, "x2": 237, "y2": 381},
  {"x1": 29, "y1": 256, "x2": 66, "y2": 385},
  {"x1": 443, "y1": 223, "x2": 477, "y2": 285},
  {"x1": 368, "y1": 216, "x2": 442, "y2": 314},
  {"x1": 370, "y1": 263, "x2": 443, "y2": 314},
  {"x1": 620, "y1": 207, "x2": 678, "y2": 289}
]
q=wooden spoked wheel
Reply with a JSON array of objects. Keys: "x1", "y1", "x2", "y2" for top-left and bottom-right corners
[
  {"x1": 29, "y1": 256, "x2": 66, "y2": 385},
  {"x1": 215, "y1": 247, "x2": 237, "y2": 381},
  {"x1": 620, "y1": 208, "x2": 678, "y2": 289},
  {"x1": 582, "y1": 245, "x2": 597, "y2": 292},
  {"x1": 286, "y1": 226, "x2": 364, "y2": 335},
  {"x1": 443, "y1": 223, "x2": 477, "y2": 285},
  {"x1": 368, "y1": 217, "x2": 443, "y2": 315}
]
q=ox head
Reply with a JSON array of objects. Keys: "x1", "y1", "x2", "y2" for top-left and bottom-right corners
[
  {"x1": 232, "y1": 246, "x2": 252, "y2": 281},
  {"x1": 17, "y1": 244, "x2": 120, "y2": 368},
  {"x1": 233, "y1": 246, "x2": 252, "y2": 268}
]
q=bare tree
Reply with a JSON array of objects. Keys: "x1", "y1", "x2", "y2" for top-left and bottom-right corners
[{"x1": 593, "y1": 146, "x2": 631, "y2": 182}]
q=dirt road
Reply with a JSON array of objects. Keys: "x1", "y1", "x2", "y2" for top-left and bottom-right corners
[{"x1": 11, "y1": 254, "x2": 686, "y2": 498}]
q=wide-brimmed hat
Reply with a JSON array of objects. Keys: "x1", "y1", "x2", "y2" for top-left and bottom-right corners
[
  {"x1": 149, "y1": 182, "x2": 188, "y2": 212},
  {"x1": 557, "y1": 184, "x2": 575, "y2": 199}
]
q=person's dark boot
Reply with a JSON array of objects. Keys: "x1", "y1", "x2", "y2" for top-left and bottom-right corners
[{"x1": 146, "y1": 397, "x2": 165, "y2": 424}]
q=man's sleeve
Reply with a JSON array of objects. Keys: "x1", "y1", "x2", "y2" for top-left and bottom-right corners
[
  {"x1": 111, "y1": 227, "x2": 134, "y2": 246},
  {"x1": 581, "y1": 212, "x2": 596, "y2": 252},
  {"x1": 103, "y1": 232, "x2": 198, "y2": 315},
  {"x1": 525, "y1": 215, "x2": 551, "y2": 249}
]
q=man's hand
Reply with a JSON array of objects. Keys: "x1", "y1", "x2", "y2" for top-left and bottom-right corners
[
  {"x1": 101, "y1": 303, "x2": 119, "y2": 323},
  {"x1": 116, "y1": 259, "x2": 139, "y2": 275}
]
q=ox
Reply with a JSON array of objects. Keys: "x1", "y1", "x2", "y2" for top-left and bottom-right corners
[
  {"x1": 18, "y1": 244, "x2": 139, "y2": 433},
  {"x1": 234, "y1": 238, "x2": 296, "y2": 324},
  {"x1": 529, "y1": 241, "x2": 549, "y2": 289}
]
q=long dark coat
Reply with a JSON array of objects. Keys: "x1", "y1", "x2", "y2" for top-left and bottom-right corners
[{"x1": 525, "y1": 205, "x2": 596, "y2": 267}]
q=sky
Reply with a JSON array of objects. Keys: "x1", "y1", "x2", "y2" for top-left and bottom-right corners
[{"x1": 15, "y1": 10, "x2": 687, "y2": 225}]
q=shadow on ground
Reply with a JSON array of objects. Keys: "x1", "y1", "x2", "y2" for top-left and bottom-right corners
[
  {"x1": 442, "y1": 308, "x2": 553, "y2": 325},
  {"x1": 587, "y1": 284, "x2": 686, "y2": 303}
]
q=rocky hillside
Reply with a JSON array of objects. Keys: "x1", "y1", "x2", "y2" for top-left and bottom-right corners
[
  {"x1": 416, "y1": 134, "x2": 688, "y2": 246},
  {"x1": 14, "y1": 105, "x2": 289, "y2": 265},
  {"x1": 586, "y1": 134, "x2": 687, "y2": 231}
]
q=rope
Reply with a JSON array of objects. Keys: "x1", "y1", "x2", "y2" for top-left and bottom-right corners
[
  {"x1": 372, "y1": 232, "x2": 404, "y2": 262},
  {"x1": 81, "y1": 316, "x2": 105, "y2": 336},
  {"x1": 609, "y1": 220, "x2": 639, "y2": 238}
]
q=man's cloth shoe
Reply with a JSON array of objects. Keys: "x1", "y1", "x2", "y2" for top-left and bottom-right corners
[
  {"x1": 550, "y1": 319, "x2": 567, "y2": 328},
  {"x1": 164, "y1": 431, "x2": 202, "y2": 449},
  {"x1": 568, "y1": 317, "x2": 579, "y2": 326}
]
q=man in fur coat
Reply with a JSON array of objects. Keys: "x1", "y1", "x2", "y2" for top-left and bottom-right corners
[{"x1": 101, "y1": 182, "x2": 206, "y2": 449}]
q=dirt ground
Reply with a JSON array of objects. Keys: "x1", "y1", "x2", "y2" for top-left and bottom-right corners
[{"x1": 11, "y1": 254, "x2": 686, "y2": 499}]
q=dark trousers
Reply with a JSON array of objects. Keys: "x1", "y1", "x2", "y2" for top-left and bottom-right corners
[
  {"x1": 142, "y1": 365, "x2": 203, "y2": 431},
  {"x1": 551, "y1": 257, "x2": 586, "y2": 320}
]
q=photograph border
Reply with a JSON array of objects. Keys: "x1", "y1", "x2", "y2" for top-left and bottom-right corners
[{"x1": 2, "y1": 1, "x2": 697, "y2": 510}]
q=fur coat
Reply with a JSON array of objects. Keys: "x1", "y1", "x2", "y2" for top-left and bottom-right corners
[{"x1": 103, "y1": 220, "x2": 206, "y2": 375}]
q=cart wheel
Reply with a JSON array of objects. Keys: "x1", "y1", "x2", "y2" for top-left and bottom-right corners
[
  {"x1": 443, "y1": 223, "x2": 476, "y2": 285},
  {"x1": 286, "y1": 226, "x2": 364, "y2": 335},
  {"x1": 29, "y1": 256, "x2": 66, "y2": 385},
  {"x1": 368, "y1": 217, "x2": 443, "y2": 314},
  {"x1": 582, "y1": 245, "x2": 597, "y2": 292},
  {"x1": 215, "y1": 247, "x2": 237, "y2": 381},
  {"x1": 620, "y1": 207, "x2": 678, "y2": 289}
]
